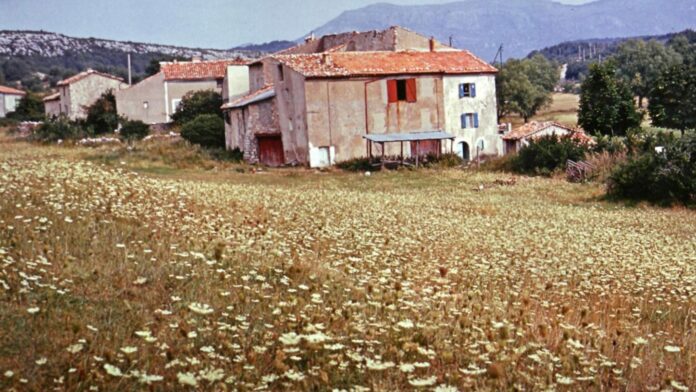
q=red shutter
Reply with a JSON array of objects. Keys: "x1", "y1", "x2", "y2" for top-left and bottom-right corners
[
  {"x1": 387, "y1": 80, "x2": 398, "y2": 103},
  {"x1": 405, "y1": 79, "x2": 417, "y2": 102}
]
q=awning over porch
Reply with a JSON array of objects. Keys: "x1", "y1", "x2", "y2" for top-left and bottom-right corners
[
  {"x1": 362, "y1": 131, "x2": 456, "y2": 143},
  {"x1": 362, "y1": 131, "x2": 457, "y2": 168}
]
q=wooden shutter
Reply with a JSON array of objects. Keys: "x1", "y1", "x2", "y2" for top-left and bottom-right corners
[
  {"x1": 461, "y1": 114, "x2": 467, "y2": 129},
  {"x1": 387, "y1": 80, "x2": 398, "y2": 103},
  {"x1": 459, "y1": 84, "x2": 465, "y2": 98},
  {"x1": 471, "y1": 83, "x2": 477, "y2": 98},
  {"x1": 405, "y1": 79, "x2": 417, "y2": 102},
  {"x1": 474, "y1": 113, "x2": 479, "y2": 128}
]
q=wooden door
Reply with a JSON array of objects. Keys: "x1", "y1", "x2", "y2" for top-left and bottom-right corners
[
  {"x1": 257, "y1": 135, "x2": 284, "y2": 167},
  {"x1": 410, "y1": 140, "x2": 440, "y2": 157}
]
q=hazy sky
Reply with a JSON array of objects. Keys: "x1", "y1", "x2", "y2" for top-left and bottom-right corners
[{"x1": 0, "y1": 0, "x2": 595, "y2": 48}]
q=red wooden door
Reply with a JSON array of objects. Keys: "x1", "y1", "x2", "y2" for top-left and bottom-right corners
[
  {"x1": 257, "y1": 135, "x2": 284, "y2": 167},
  {"x1": 410, "y1": 140, "x2": 440, "y2": 157}
]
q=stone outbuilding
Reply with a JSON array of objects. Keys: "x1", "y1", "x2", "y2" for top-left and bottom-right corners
[
  {"x1": 0, "y1": 84, "x2": 26, "y2": 118},
  {"x1": 49, "y1": 69, "x2": 126, "y2": 120},
  {"x1": 43, "y1": 92, "x2": 61, "y2": 118},
  {"x1": 501, "y1": 121, "x2": 594, "y2": 154},
  {"x1": 115, "y1": 59, "x2": 248, "y2": 124}
]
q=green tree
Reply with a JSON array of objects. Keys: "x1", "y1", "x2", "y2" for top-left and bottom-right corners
[
  {"x1": 85, "y1": 90, "x2": 119, "y2": 134},
  {"x1": 9, "y1": 92, "x2": 44, "y2": 121},
  {"x1": 613, "y1": 39, "x2": 682, "y2": 107},
  {"x1": 180, "y1": 114, "x2": 225, "y2": 149},
  {"x1": 579, "y1": 62, "x2": 642, "y2": 136},
  {"x1": 497, "y1": 55, "x2": 558, "y2": 122},
  {"x1": 667, "y1": 34, "x2": 696, "y2": 66},
  {"x1": 648, "y1": 63, "x2": 696, "y2": 137},
  {"x1": 171, "y1": 90, "x2": 223, "y2": 126},
  {"x1": 2, "y1": 58, "x2": 31, "y2": 82},
  {"x1": 119, "y1": 119, "x2": 150, "y2": 141}
]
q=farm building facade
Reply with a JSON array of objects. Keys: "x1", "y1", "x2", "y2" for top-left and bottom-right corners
[
  {"x1": 502, "y1": 121, "x2": 594, "y2": 154},
  {"x1": 45, "y1": 70, "x2": 126, "y2": 120},
  {"x1": 0, "y1": 84, "x2": 26, "y2": 118},
  {"x1": 116, "y1": 59, "x2": 248, "y2": 124},
  {"x1": 223, "y1": 27, "x2": 500, "y2": 167}
]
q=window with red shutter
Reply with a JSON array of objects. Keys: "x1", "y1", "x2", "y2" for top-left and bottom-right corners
[
  {"x1": 405, "y1": 79, "x2": 417, "y2": 102},
  {"x1": 387, "y1": 80, "x2": 398, "y2": 103}
]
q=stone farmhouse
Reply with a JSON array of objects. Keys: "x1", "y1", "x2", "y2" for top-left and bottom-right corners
[
  {"x1": 502, "y1": 121, "x2": 593, "y2": 154},
  {"x1": 44, "y1": 69, "x2": 126, "y2": 120},
  {"x1": 116, "y1": 59, "x2": 247, "y2": 124},
  {"x1": 222, "y1": 27, "x2": 500, "y2": 167},
  {"x1": 0, "y1": 84, "x2": 26, "y2": 118}
]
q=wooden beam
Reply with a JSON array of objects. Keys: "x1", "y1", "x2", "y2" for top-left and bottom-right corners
[
  {"x1": 381, "y1": 142, "x2": 385, "y2": 170},
  {"x1": 400, "y1": 141, "x2": 404, "y2": 166},
  {"x1": 415, "y1": 140, "x2": 420, "y2": 168}
]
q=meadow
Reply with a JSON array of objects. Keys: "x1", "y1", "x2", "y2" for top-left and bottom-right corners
[{"x1": 0, "y1": 134, "x2": 694, "y2": 391}]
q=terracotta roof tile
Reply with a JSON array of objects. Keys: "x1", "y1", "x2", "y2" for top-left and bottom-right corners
[
  {"x1": 272, "y1": 50, "x2": 497, "y2": 78},
  {"x1": 221, "y1": 85, "x2": 275, "y2": 110},
  {"x1": 503, "y1": 121, "x2": 594, "y2": 144},
  {"x1": 42, "y1": 92, "x2": 60, "y2": 101},
  {"x1": 0, "y1": 85, "x2": 26, "y2": 95},
  {"x1": 161, "y1": 59, "x2": 247, "y2": 81},
  {"x1": 57, "y1": 69, "x2": 124, "y2": 86}
]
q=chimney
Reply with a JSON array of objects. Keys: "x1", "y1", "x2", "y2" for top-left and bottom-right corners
[
  {"x1": 305, "y1": 32, "x2": 316, "y2": 43},
  {"x1": 321, "y1": 53, "x2": 332, "y2": 66},
  {"x1": 429, "y1": 37, "x2": 435, "y2": 52}
]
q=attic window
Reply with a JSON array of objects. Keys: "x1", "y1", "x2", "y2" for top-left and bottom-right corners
[{"x1": 387, "y1": 79, "x2": 417, "y2": 103}]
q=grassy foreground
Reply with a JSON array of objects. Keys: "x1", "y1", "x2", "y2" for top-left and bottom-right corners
[{"x1": 0, "y1": 137, "x2": 694, "y2": 391}]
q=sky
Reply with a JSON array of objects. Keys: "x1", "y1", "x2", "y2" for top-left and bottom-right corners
[{"x1": 0, "y1": 0, "x2": 594, "y2": 48}]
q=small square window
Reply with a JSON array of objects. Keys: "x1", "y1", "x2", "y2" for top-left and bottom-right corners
[{"x1": 459, "y1": 83, "x2": 476, "y2": 98}]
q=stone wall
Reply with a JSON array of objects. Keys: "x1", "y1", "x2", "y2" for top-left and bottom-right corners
[{"x1": 68, "y1": 75, "x2": 125, "y2": 120}]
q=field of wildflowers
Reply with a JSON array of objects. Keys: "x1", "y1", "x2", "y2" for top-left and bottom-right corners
[{"x1": 0, "y1": 137, "x2": 694, "y2": 391}]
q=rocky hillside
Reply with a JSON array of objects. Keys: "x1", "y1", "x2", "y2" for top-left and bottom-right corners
[
  {"x1": 0, "y1": 30, "x2": 257, "y2": 59},
  {"x1": 310, "y1": 0, "x2": 696, "y2": 60}
]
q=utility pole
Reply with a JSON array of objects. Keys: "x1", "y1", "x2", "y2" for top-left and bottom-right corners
[
  {"x1": 449, "y1": 36, "x2": 453, "y2": 47},
  {"x1": 127, "y1": 53, "x2": 132, "y2": 86}
]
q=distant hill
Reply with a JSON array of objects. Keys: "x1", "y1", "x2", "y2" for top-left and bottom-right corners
[
  {"x1": 309, "y1": 0, "x2": 696, "y2": 60},
  {"x1": 0, "y1": 30, "x2": 262, "y2": 89},
  {"x1": 232, "y1": 40, "x2": 296, "y2": 53},
  {"x1": 530, "y1": 29, "x2": 696, "y2": 80}
]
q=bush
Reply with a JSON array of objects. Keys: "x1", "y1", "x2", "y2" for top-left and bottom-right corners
[
  {"x1": 171, "y1": 90, "x2": 223, "y2": 126},
  {"x1": 511, "y1": 134, "x2": 589, "y2": 175},
  {"x1": 85, "y1": 90, "x2": 119, "y2": 134},
  {"x1": 336, "y1": 157, "x2": 378, "y2": 172},
  {"x1": 33, "y1": 117, "x2": 88, "y2": 142},
  {"x1": 607, "y1": 134, "x2": 695, "y2": 205},
  {"x1": 7, "y1": 92, "x2": 44, "y2": 122},
  {"x1": 119, "y1": 119, "x2": 150, "y2": 141},
  {"x1": 180, "y1": 114, "x2": 225, "y2": 149}
]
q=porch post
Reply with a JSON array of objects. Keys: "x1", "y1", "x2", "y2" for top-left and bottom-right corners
[
  {"x1": 415, "y1": 141, "x2": 420, "y2": 168},
  {"x1": 400, "y1": 141, "x2": 404, "y2": 166},
  {"x1": 381, "y1": 142, "x2": 385, "y2": 170}
]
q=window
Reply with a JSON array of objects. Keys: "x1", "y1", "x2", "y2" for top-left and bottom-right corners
[
  {"x1": 277, "y1": 65, "x2": 284, "y2": 81},
  {"x1": 216, "y1": 79, "x2": 223, "y2": 89},
  {"x1": 143, "y1": 101, "x2": 149, "y2": 109},
  {"x1": 459, "y1": 83, "x2": 476, "y2": 98},
  {"x1": 460, "y1": 113, "x2": 479, "y2": 129},
  {"x1": 171, "y1": 99, "x2": 182, "y2": 113},
  {"x1": 387, "y1": 79, "x2": 417, "y2": 103}
]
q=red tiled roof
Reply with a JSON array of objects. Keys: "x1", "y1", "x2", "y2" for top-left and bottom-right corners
[
  {"x1": 0, "y1": 85, "x2": 26, "y2": 95},
  {"x1": 503, "y1": 121, "x2": 594, "y2": 144},
  {"x1": 42, "y1": 92, "x2": 60, "y2": 102},
  {"x1": 161, "y1": 59, "x2": 247, "y2": 81},
  {"x1": 272, "y1": 50, "x2": 497, "y2": 78},
  {"x1": 221, "y1": 85, "x2": 275, "y2": 110},
  {"x1": 57, "y1": 69, "x2": 124, "y2": 86}
]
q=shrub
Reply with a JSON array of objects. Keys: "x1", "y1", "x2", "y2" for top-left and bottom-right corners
[
  {"x1": 119, "y1": 119, "x2": 150, "y2": 141},
  {"x1": 33, "y1": 116, "x2": 88, "y2": 142},
  {"x1": 511, "y1": 134, "x2": 589, "y2": 175},
  {"x1": 8, "y1": 92, "x2": 44, "y2": 121},
  {"x1": 85, "y1": 90, "x2": 119, "y2": 134},
  {"x1": 607, "y1": 134, "x2": 695, "y2": 205},
  {"x1": 336, "y1": 157, "x2": 378, "y2": 172},
  {"x1": 180, "y1": 114, "x2": 225, "y2": 149},
  {"x1": 171, "y1": 90, "x2": 223, "y2": 126}
]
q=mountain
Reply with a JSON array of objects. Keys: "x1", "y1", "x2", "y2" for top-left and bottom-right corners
[
  {"x1": 233, "y1": 40, "x2": 296, "y2": 53},
  {"x1": 309, "y1": 0, "x2": 696, "y2": 60},
  {"x1": 0, "y1": 30, "x2": 258, "y2": 59},
  {"x1": 0, "y1": 30, "x2": 262, "y2": 89}
]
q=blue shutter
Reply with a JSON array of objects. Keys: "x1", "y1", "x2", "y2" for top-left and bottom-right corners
[
  {"x1": 459, "y1": 84, "x2": 465, "y2": 98},
  {"x1": 471, "y1": 83, "x2": 477, "y2": 98},
  {"x1": 461, "y1": 114, "x2": 466, "y2": 128},
  {"x1": 474, "y1": 113, "x2": 479, "y2": 128}
]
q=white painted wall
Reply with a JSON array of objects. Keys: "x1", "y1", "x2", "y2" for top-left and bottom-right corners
[
  {"x1": 442, "y1": 74, "x2": 500, "y2": 160},
  {"x1": 224, "y1": 65, "x2": 250, "y2": 101}
]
